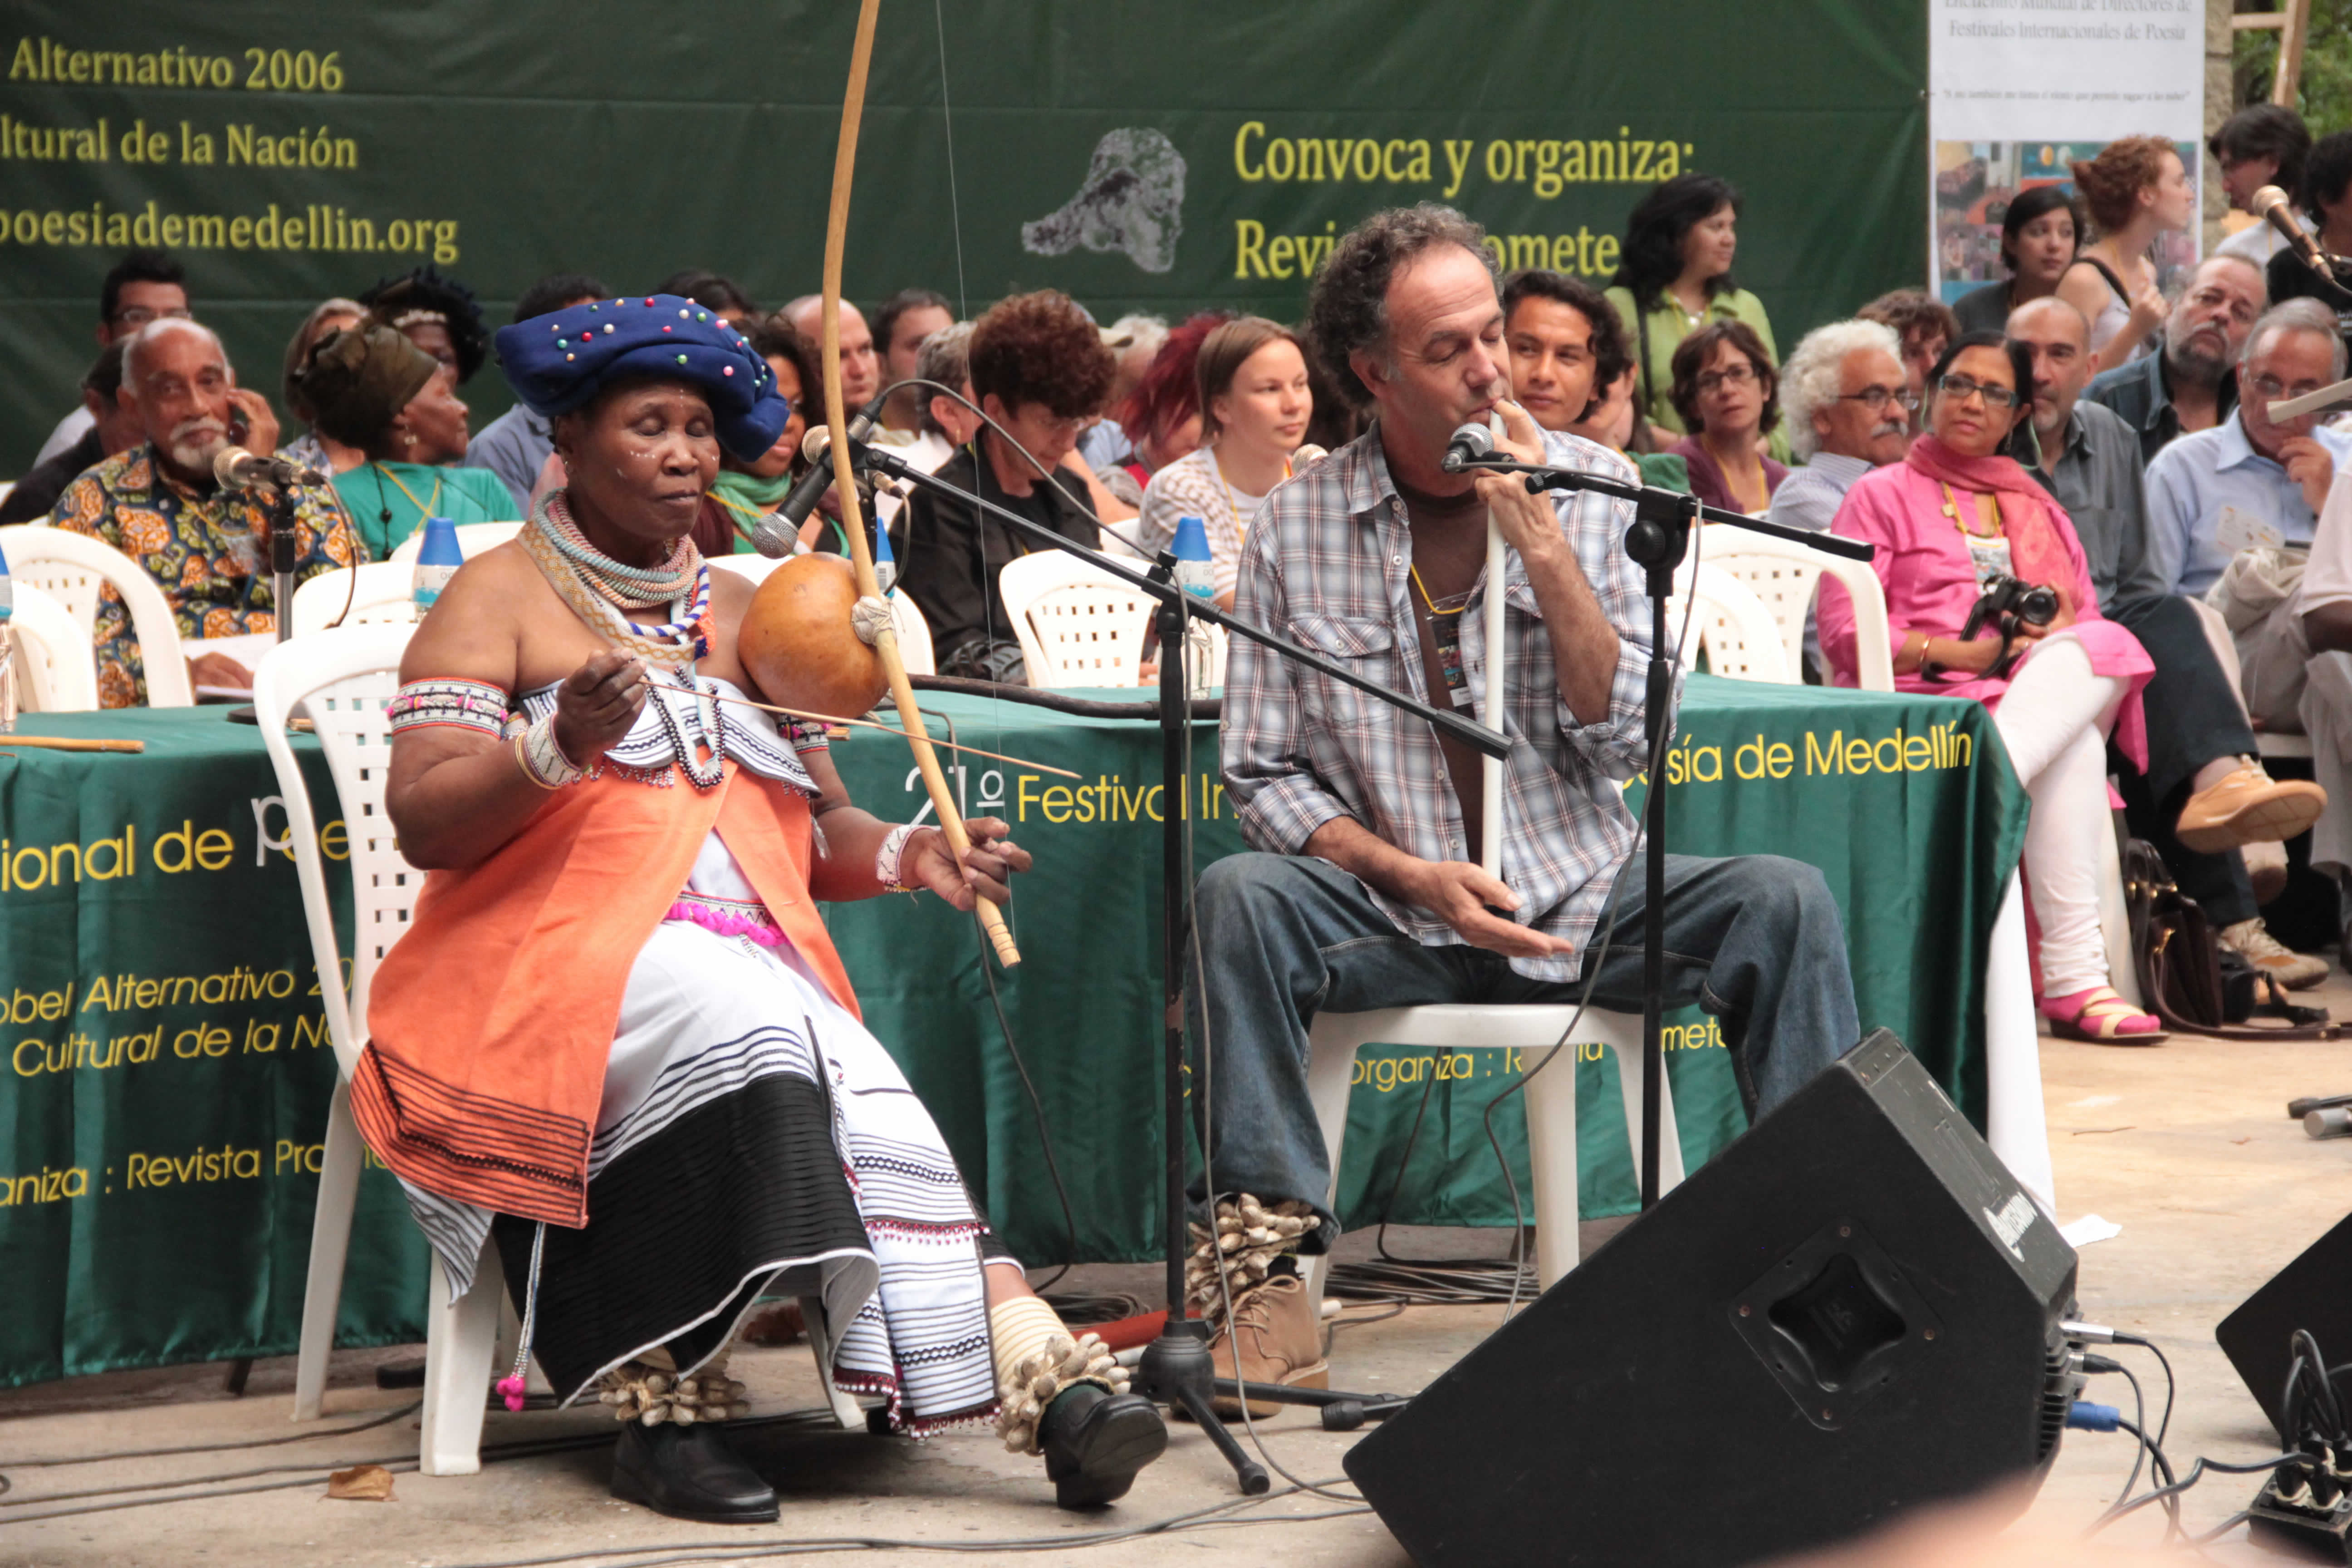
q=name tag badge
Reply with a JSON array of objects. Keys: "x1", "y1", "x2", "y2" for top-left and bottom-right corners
[
  {"x1": 1428, "y1": 612, "x2": 1477, "y2": 710},
  {"x1": 2215, "y1": 504, "x2": 2285, "y2": 557}
]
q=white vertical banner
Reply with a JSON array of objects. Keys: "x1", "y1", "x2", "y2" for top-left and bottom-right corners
[{"x1": 1927, "y1": 0, "x2": 2205, "y2": 304}]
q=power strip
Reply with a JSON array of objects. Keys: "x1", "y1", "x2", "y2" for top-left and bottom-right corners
[{"x1": 2249, "y1": 1468, "x2": 2352, "y2": 1562}]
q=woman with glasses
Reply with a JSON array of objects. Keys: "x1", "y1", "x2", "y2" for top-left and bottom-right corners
[
  {"x1": 1662, "y1": 321, "x2": 1786, "y2": 515},
  {"x1": 1952, "y1": 187, "x2": 2082, "y2": 338},
  {"x1": 1820, "y1": 332, "x2": 2161, "y2": 1042}
]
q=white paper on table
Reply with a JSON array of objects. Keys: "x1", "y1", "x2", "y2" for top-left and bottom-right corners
[{"x1": 2059, "y1": 1214, "x2": 2122, "y2": 1248}]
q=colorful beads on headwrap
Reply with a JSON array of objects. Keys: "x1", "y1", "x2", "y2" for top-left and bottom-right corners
[{"x1": 493, "y1": 293, "x2": 791, "y2": 463}]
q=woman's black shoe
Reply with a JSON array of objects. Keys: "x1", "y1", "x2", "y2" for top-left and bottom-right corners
[
  {"x1": 609, "y1": 1421, "x2": 779, "y2": 1524},
  {"x1": 1037, "y1": 1383, "x2": 1167, "y2": 1509}
]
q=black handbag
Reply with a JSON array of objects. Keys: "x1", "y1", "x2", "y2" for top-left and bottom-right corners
[{"x1": 2125, "y1": 838, "x2": 2337, "y2": 1040}]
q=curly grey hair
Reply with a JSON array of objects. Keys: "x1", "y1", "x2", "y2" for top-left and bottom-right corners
[
  {"x1": 1307, "y1": 204, "x2": 1498, "y2": 409},
  {"x1": 1778, "y1": 319, "x2": 1902, "y2": 462}
]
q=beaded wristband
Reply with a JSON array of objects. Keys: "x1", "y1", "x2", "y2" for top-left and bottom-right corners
[
  {"x1": 514, "y1": 711, "x2": 588, "y2": 790},
  {"x1": 876, "y1": 823, "x2": 920, "y2": 892}
]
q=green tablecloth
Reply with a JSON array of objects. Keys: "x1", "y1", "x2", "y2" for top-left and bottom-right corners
[{"x1": 0, "y1": 678, "x2": 2022, "y2": 1385}]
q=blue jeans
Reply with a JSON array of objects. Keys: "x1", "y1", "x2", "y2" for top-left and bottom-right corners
[{"x1": 1184, "y1": 852, "x2": 1860, "y2": 1250}]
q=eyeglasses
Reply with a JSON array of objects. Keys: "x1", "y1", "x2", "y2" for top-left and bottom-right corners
[
  {"x1": 1935, "y1": 373, "x2": 2020, "y2": 409},
  {"x1": 2250, "y1": 375, "x2": 2328, "y2": 402},
  {"x1": 110, "y1": 305, "x2": 192, "y2": 329},
  {"x1": 1695, "y1": 363, "x2": 1759, "y2": 394},
  {"x1": 1836, "y1": 385, "x2": 1920, "y2": 412}
]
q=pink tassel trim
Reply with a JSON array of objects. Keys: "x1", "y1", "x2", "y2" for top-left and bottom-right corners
[
  {"x1": 664, "y1": 902, "x2": 784, "y2": 946},
  {"x1": 495, "y1": 1373, "x2": 528, "y2": 1412}
]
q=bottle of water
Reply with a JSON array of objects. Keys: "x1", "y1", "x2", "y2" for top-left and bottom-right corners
[
  {"x1": 1168, "y1": 515, "x2": 1216, "y2": 690},
  {"x1": 411, "y1": 516, "x2": 463, "y2": 615}
]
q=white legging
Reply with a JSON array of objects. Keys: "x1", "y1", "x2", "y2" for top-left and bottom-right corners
[{"x1": 1990, "y1": 633, "x2": 2127, "y2": 999}]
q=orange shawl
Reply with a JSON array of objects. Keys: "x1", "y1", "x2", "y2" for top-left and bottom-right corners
[{"x1": 352, "y1": 765, "x2": 855, "y2": 1228}]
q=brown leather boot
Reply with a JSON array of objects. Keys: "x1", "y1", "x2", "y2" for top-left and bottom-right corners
[{"x1": 1205, "y1": 1274, "x2": 1328, "y2": 1417}]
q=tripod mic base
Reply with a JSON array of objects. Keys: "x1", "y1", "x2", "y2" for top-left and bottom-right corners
[{"x1": 1136, "y1": 1320, "x2": 1269, "y2": 1494}]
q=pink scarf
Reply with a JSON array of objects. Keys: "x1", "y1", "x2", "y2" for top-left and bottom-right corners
[{"x1": 1903, "y1": 434, "x2": 2087, "y2": 622}]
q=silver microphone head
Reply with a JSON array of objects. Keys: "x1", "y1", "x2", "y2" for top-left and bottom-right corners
[
  {"x1": 211, "y1": 446, "x2": 256, "y2": 489},
  {"x1": 750, "y1": 517, "x2": 798, "y2": 558},
  {"x1": 1440, "y1": 422, "x2": 1494, "y2": 473},
  {"x1": 801, "y1": 425, "x2": 833, "y2": 463},
  {"x1": 1289, "y1": 443, "x2": 1329, "y2": 468}
]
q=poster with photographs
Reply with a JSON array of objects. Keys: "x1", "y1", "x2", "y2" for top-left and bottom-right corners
[{"x1": 1934, "y1": 139, "x2": 2200, "y2": 306}]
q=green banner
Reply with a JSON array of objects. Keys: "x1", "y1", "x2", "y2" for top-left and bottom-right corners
[{"x1": 1, "y1": 1, "x2": 1926, "y2": 471}]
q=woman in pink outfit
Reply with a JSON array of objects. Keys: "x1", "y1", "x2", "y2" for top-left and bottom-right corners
[{"x1": 1819, "y1": 332, "x2": 2161, "y2": 1042}]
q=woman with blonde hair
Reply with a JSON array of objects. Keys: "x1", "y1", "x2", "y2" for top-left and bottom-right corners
[{"x1": 2058, "y1": 135, "x2": 2195, "y2": 366}]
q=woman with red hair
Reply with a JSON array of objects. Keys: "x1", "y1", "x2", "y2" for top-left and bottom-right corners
[{"x1": 1098, "y1": 311, "x2": 1231, "y2": 508}]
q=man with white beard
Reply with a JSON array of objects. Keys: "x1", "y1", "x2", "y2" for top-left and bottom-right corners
[{"x1": 49, "y1": 317, "x2": 357, "y2": 706}]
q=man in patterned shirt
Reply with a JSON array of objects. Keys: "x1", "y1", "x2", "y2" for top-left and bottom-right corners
[
  {"x1": 1186, "y1": 206, "x2": 1860, "y2": 1402},
  {"x1": 50, "y1": 317, "x2": 355, "y2": 705}
]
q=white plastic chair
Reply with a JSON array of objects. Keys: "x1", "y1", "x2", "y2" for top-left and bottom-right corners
[
  {"x1": 999, "y1": 552, "x2": 1152, "y2": 688},
  {"x1": 711, "y1": 554, "x2": 784, "y2": 587},
  {"x1": 290, "y1": 564, "x2": 419, "y2": 636},
  {"x1": 387, "y1": 520, "x2": 525, "y2": 565},
  {"x1": 1298, "y1": 1006, "x2": 1685, "y2": 1309},
  {"x1": 5, "y1": 584, "x2": 99, "y2": 711},
  {"x1": 257, "y1": 631, "x2": 868, "y2": 1470},
  {"x1": 1705, "y1": 529, "x2": 1896, "y2": 691},
  {"x1": 0, "y1": 524, "x2": 193, "y2": 706},
  {"x1": 1667, "y1": 561, "x2": 1793, "y2": 684}
]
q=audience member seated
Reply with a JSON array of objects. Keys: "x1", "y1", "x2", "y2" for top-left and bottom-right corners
[
  {"x1": 298, "y1": 323, "x2": 511, "y2": 559},
  {"x1": 1952, "y1": 187, "x2": 2081, "y2": 337},
  {"x1": 2084, "y1": 255, "x2": 2263, "y2": 464},
  {"x1": 907, "y1": 321, "x2": 979, "y2": 475},
  {"x1": 1075, "y1": 314, "x2": 1170, "y2": 475},
  {"x1": 2212, "y1": 105, "x2": 2316, "y2": 268},
  {"x1": 360, "y1": 265, "x2": 490, "y2": 387},
  {"x1": 1568, "y1": 366, "x2": 1690, "y2": 492},
  {"x1": 1605, "y1": 172, "x2": 1782, "y2": 456},
  {"x1": 871, "y1": 287, "x2": 956, "y2": 437},
  {"x1": 1857, "y1": 291, "x2": 1959, "y2": 426},
  {"x1": 1664, "y1": 321, "x2": 1788, "y2": 514},
  {"x1": 2010, "y1": 297, "x2": 2325, "y2": 985},
  {"x1": 2265, "y1": 130, "x2": 2352, "y2": 332},
  {"x1": 2279, "y1": 454, "x2": 2352, "y2": 960},
  {"x1": 0, "y1": 341, "x2": 139, "y2": 525},
  {"x1": 1096, "y1": 312, "x2": 1227, "y2": 509},
  {"x1": 656, "y1": 269, "x2": 760, "y2": 327},
  {"x1": 694, "y1": 318, "x2": 817, "y2": 558},
  {"x1": 1131, "y1": 317, "x2": 1313, "y2": 608},
  {"x1": 34, "y1": 247, "x2": 187, "y2": 467},
  {"x1": 1769, "y1": 319, "x2": 1911, "y2": 534},
  {"x1": 1821, "y1": 333, "x2": 2162, "y2": 1040},
  {"x1": 465, "y1": 273, "x2": 609, "y2": 512},
  {"x1": 2060, "y1": 136, "x2": 2196, "y2": 367},
  {"x1": 781, "y1": 294, "x2": 882, "y2": 409},
  {"x1": 2146, "y1": 299, "x2": 2352, "y2": 600},
  {"x1": 1501, "y1": 268, "x2": 1687, "y2": 496},
  {"x1": 276, "y1": 297, "x2": 367, "y2": 476},
  {"x1": 49, "y1": 319, "x2": 354, "y2": 704},
  {"x1": 893, "y1": 290, "x2": 1109, "y2": 682}
]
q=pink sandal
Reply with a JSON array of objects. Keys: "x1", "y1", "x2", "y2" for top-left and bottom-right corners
[{"x1": 2042, "y1": 986, "x2": 2167, "y2": 1045}]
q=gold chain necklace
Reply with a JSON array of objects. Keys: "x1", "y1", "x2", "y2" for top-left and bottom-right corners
[{"x1": 370, "y1": 461, "x2": 442, "y2": 550}]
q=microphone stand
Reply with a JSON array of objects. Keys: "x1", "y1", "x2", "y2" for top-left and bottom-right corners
[
  {"x1": 1450, "y1": 453, "x2": 1872, "y2": 1207},
  {"x1": 859, "y1": 441, "x2": 1506, "y2": 1493}
]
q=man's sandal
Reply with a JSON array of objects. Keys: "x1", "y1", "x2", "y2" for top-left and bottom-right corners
[{"x1": 2042, "y1": 985, "x2": 2167, "y2": 1045}]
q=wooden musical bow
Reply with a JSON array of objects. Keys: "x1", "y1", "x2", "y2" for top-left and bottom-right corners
[{"x1": 819, "y1": 0, "x2": 1021, "y2": 966}]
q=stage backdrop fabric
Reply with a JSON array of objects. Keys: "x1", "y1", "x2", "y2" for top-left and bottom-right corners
[{"x1": 0, "y1": 0, "x2": 1926, "y2": 471}]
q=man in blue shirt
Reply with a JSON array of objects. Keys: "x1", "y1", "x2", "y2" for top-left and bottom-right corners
[
  {"x1": 463, "y1": 272, "x2": 607, "y2": 512},
  {"x1": 2143, "y1": 301, "x2": 2351, "y2": 601}
]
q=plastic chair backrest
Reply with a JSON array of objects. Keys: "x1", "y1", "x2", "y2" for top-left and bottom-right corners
[
  {"x1": 0, "y1": 524, "x2": 194, "y2": 706},
  {"x1": 6, "y1": 583, "x2": 99, "y2": 711},
  {"x1": 712, "y1": 555, "x2": 784, "y2": 586},
  {"x1": 290, "y1": 564, "x2": 421, "y2": 636},
  {"x1": 252, "y1": 626, "x2": 420, "y2": 1079},
  {"x1": 1668, "y1": 561, "x2": 1793, "y2": 684},
  {"x1": 1705, "y1": 527, "x2": 1895, "y2": 691},
  {"x1": 892, "y1": 592, "x2": 936, "y2": 677},
  {"x1": 999, "y1": 551, "x2": 1152, "y2": 688},
  {"x1": 387, "y1": 520, "x2": 525, "y2": 565}
]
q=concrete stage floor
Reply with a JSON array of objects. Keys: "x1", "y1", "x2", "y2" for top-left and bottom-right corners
[{"x1": 6, "y1": 970, "x2": 2351, "y2": 1567}]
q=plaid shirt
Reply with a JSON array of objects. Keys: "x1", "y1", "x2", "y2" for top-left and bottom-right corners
[{"x1": 1222, "y1": 424, "x2": 1663, "y2": 981}]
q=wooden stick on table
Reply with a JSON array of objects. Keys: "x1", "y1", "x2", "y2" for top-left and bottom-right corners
[{"x1": 0, "y1": 735, "x2": 145, "y2": 753}]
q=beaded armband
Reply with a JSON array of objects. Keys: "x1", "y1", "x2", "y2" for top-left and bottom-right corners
[
  {"x1": 876, "y1": 823, "x2": 920, "y2": 893},
  {"x1": 514, "y1": 711, "x2": 588, "y2": 789},
  {"x1": 784, "y1": 717, "x2": 830, "y2": 753},
  {"x1": 387, "y1": 678, "x2": 510, "y2": 739}
]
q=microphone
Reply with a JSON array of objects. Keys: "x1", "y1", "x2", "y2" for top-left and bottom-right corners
[
  {"x1": 212, "y1": 447, "x2": 323, "y2": 490},
  {"x1": 1439, "y1": 422, "x2": 1494, "y2": 474},
  {"x1": 2252, "y1": 185, "x2": 2333, "y2": 279},
  {"x1": 750, "y1": 388, "x2": 891, "y2": 558},
  {"x1": 1289, "y1": 442, "x2": 1329, "y2": 469}
]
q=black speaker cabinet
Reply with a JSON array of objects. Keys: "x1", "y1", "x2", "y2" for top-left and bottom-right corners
[
  {"x1": 1343, "y1": 1030, "x2": 2080, "y2": 1568},
  {"x1": 2218, "y1": 1211, "x2": 2352, "y2": 1443}
]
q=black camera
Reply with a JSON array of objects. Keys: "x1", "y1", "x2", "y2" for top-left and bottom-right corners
[{"x1": 1959, "y1": 575, "x2": 2060, "y2": 643}]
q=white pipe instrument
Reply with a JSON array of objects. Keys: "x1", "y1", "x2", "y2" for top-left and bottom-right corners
[{"x1": 1480, "y1": 410, "x2": 1507, "y2": 878}]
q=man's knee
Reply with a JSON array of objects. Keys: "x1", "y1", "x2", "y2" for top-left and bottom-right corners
[{"x1": 1727, "y1": 855, "x2": 1838, "y2": 922}]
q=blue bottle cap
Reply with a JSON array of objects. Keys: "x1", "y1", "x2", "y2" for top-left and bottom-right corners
[
  {"x1": 1171, "y1": 514, "x2": 1211, "y2": 561},
  {"x1": 416, "y1": 516, "x2": 465, "y2": 566}
]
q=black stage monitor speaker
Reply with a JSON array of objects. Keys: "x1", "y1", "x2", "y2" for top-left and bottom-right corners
[
  {"x1": 2218, "y1": 1211, "x2": 2352, "y2": 1443},
  {"x1": 1343, "y1": 1030, "x2": 2081, "y2": 1568}
]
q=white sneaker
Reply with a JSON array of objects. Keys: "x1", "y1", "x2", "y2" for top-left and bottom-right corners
[{"x1": 2220, "y1": 917, "x2": 2328, "y2": 991}]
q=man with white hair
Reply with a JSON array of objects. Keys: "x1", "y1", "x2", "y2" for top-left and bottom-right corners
[
  {"x1": 1766, "y1": 318, "x2": 1913, "y2": 536},
  {"x1": 48, "y1": 318, "x2": 355, "y2": 706}
]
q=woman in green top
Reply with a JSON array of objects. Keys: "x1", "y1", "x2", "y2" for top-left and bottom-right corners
[
  {"x1": 295, "y1": 323, "x2": 511, "y2": 560},
  {"x1": 693, "y1": 318, "x2": 818, "y2": 557},
  {"x1": 1604, "y1": 172, "x2": 1784, "y2": 459}
]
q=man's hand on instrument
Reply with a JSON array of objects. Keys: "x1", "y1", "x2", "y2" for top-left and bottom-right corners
[
  {"x1": 905, "y1": 816, "x2": 1031, "y2": 910},
  {"x1": 1399, "y1": 857, "x2": 1575, "y2": 959},
  {"x1": 1470, "y1": 398, "x2": 1568, "y2": 568},
  {"x1": 553, "y1": 650, "x2": 649, "y2": 767}
]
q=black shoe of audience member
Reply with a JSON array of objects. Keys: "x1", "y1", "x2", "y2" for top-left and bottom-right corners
[
  {"x1": 1038, "y1": 1383, "x2": 1167, "y2": 1509},
  {"x1": 609, "y1": 1420, "x2": 779, "y2": 1524}
]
